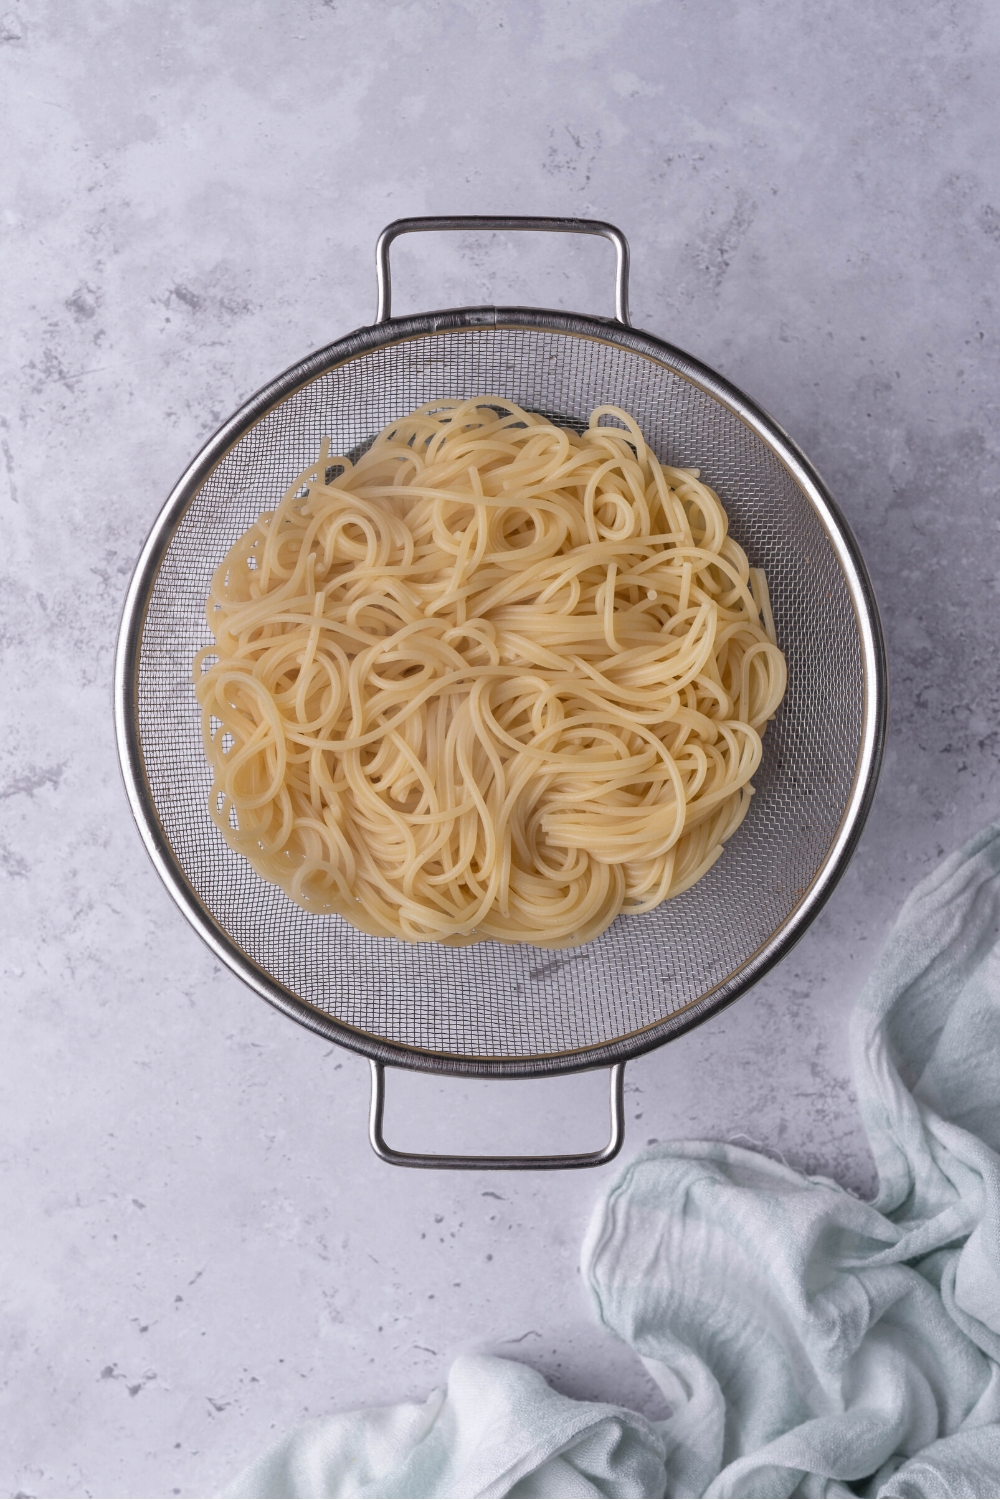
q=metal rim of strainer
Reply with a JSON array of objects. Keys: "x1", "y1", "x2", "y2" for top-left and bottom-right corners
[{"x1": 115, "y1": 218, "x2": 886, "y2": 1160}]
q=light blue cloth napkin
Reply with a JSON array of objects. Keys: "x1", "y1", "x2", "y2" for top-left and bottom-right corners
[{"x1": 226, "y1": 823, "x2": 1000, "y2": 1499}]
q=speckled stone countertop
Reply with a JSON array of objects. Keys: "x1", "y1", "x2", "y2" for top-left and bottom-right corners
[{"x1": 3, "y1": 3, "x2": 999, "y2": 1495}]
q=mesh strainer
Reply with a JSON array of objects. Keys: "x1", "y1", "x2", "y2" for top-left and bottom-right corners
[{"x1": 115, "y1": 217, "x2": 886, "y2": 1170}]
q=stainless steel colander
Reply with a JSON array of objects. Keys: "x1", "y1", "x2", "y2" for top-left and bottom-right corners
[{"x1": 115, "y1": 216, "x2": 886, "y2": 1170}]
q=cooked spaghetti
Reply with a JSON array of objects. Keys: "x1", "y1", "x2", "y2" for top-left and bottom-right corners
[{"x1": 194, "y1": 399, "x2": 787, "y2": 946}]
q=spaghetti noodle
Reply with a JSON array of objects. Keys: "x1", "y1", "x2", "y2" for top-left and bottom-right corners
[{"x1": 194, "y1": 399, "x2": 787, "y2": 946}]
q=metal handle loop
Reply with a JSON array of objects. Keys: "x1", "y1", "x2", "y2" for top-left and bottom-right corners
[
  {"x1": 368, "y1": 1060, "x2": 626, "y2": 1170},
  {"x1": 375, "y1": 215, "x2": 631, "y2": 326}
]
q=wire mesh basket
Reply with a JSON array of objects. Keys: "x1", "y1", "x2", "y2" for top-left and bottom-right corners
[{"x1": 115, "y1": 217, "x2": 886, "y2": 1169}]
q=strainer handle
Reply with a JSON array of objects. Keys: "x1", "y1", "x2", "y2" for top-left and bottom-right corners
[
  {"x1": 368, "y1": 1060, "x2": 626, "y2": 1171},
  {"x1": 375, "y1": 216, "x2": 631, "y2": 326}
]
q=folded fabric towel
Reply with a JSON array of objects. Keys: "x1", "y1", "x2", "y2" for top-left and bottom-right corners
[
  {"x1": 225, "y1": 1356, "x2": 666, "y2": 1499},
  {"x1": 225, "y1": 823, "x2": 1000, "y2": 1499}
]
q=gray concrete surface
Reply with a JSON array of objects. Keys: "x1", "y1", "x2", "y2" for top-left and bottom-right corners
[{"x1": 2, "y1": 2, "x2": 999, "y2": 1495}]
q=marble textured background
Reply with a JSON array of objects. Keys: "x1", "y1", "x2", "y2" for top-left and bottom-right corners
[{"x1": 2, "y1": 2, "x2": 999, "y2": 1495}]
